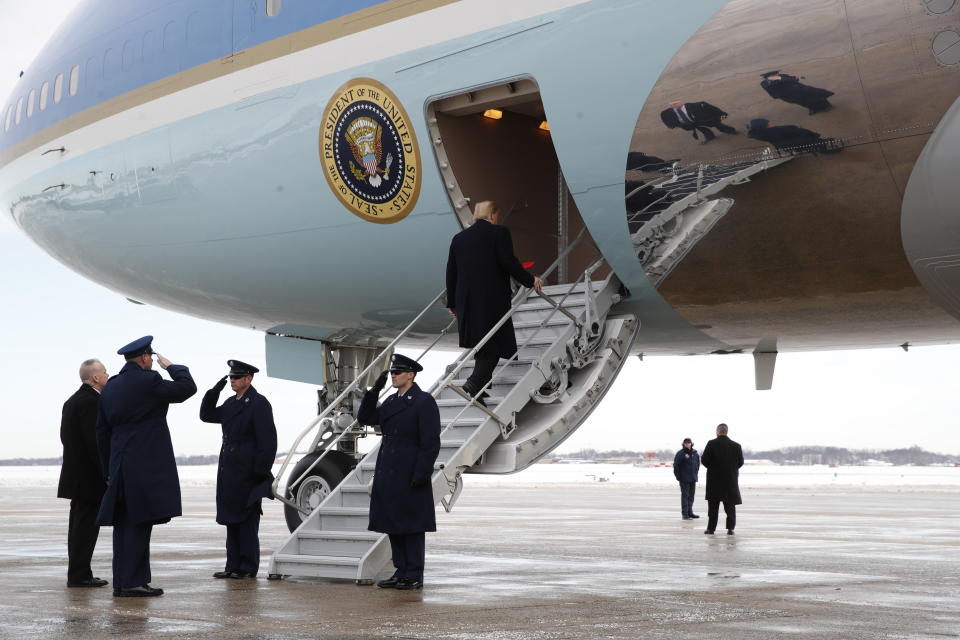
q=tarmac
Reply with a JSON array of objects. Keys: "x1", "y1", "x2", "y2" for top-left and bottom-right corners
[{"x1": 0, "y1": 482, "x2": 957, "y2": 639}]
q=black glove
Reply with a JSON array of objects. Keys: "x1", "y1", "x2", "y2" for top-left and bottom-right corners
[
  {"x1": 410, "y1": 476, "x2": 428, "y2": 489},
  {"x1": 211, "y1": 376, "x2": 228, "y2": 393},
  {"x1": 372, "y1": 370, "x2": 389, "y2": 392}
]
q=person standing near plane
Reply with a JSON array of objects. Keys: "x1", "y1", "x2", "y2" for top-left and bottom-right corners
[
  {"x1": 358, "y1": 353, "x2": 441, "y2": 590},
  {"x1": 446, "y1": 200, "x2": 542, "y2": 405},
  {"x1": 199, "y1": 360, "x2": 278, "y2": 580},
  {"x1": 700, "y1": 423, "x2": 744, "y2": 535},
  {"x1": 673, "y1": 437, "x2": 700, "y2": 520},
  {"x1": 58, "y1": 358, "x2": 110, "y2": 588},
  {"x1": 96, "y1": 336, "x2": 196, "y2": 597}
]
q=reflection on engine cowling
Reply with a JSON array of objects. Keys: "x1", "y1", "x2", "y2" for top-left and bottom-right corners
[{"x1": 625, "y1": 0, "x2": 960, "y2": 350}]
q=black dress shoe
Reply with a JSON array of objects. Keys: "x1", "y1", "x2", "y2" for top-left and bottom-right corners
[
  {"x1": 727, "y1": 529, "x2": 735, "y2": 535},
  {"x1": 682, "y1": 516, "x2": 692, "y2": 520},
  {"x1": 376, "y1": 574, "x2": 401, "y2": 588},
  {"x1": 395, "y1": 577, "x2": 422, "y2": 590},
  {"x1": 213, "y1": 570, "x2": 234, "y2": 579},
  {"x1": 67, "y1": 577, "x2": 108, "y2": 588},
  {"x1": 689, "y1": 514, "x2": 700, "y2": 518},
  {"x1": 229, "y1": 571, "x2": 255, "y2": 579},
  {"x1": 115, "y1": 585, "x2": 163, "y2": 597},
  {"x1": 704, "y1": 529, "x2": 715, "y2": 535}
]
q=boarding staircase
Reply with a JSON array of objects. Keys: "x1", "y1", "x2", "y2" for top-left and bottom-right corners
[
  {"x1": 627, "y1": 150, "x2": 794, "y2": 285},
  {"x1": 268, "y1": 231, "x2": 639, "y2": 582}
]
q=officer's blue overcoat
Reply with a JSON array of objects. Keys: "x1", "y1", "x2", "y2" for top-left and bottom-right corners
[
  {"x1": 96, "y1": 362, "x2": 197, "y2": 526},
  {"x1": 199, "y1": 385, "x2": 278, "y2": 524},
  {"x1": 358, "y1": 382, "x2": 441, "y2": 534},
  {"x1": 673, "y1": 448, "x2": 700, "y2": 483}
]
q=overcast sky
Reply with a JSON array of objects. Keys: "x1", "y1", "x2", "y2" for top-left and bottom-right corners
[{"x1": 2, "y1": 1, "x2": 959, "y2": 460}]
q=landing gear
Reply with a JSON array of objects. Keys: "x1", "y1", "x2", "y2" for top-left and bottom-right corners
[{"x1": 282, "y1": 450, "x2": 355, "y2": 532}]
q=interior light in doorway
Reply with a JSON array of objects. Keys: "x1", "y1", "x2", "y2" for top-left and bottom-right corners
[
  {"x1": 539, "y1": 120, "x2": 550, "y2": 131},
  {"x1": 483, "y1": 109, "x2": 503, "y2": 120}
]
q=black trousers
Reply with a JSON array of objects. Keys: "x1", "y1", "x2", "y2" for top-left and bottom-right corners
[
  {"x1": 112, "y1": 503, "x2": 153, "y2": 589},
  {"x1": 225, "y1": 511, "x2": 261, "y2": 575},
  {"x1": 388, "y1": 532, "x2": 425, "y2": 580},
  {"x1": 67, "y1": 498, "x2": 101, "y2": 583},
  {"x1": 707, "y1": 500, "x2": 736, "y2": 532},
  {"x1": 466, "y1": 352, "x2": 498, "y2": 393},
  {"x1": 679, "y1": 482, "x2": 696, "y2": 517}
]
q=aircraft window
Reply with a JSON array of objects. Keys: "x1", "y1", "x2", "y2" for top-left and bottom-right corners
[
  {"x1": 122, "y1": 39, "x2": 136, "y2": 72},
  {"x1": 15, "y1": 96, "x2": 23, "y2": 125},
  {"x1": 39, "y1": 81, "x2": 49, "y2": 111},
  {"x1": 143, "y1": 29, "x2": 158, "y2": 62},
  {"x1": 26, "y1": 89, "x2": 35, "y2": 118},
  {"x1": 162, "y1": 20, "x2": 179, "y2": 52},
  {"x1": 103, "y1": 48, "x2": 119, "y2": 81},
  {"x1": 54, "y1": 73, "x2": 64, "y2": 104},
  {"x1": 266, "y1": 0, "x2": 281, "y2": 17},
  {"x1": 4, "y1": 105, "x2": 12, "y2": 132},
  {"x1": 69, "y1": 65, "x2": 80, "y2": 96}
]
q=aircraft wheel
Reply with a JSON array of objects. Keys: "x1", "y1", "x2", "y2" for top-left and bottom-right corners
[{"x1": 282, "y1": 451, "x2": 354, "y2": 532}]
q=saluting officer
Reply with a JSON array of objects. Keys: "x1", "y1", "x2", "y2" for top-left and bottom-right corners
[
  {"x1": 199, "y1": 360, "x2": 278, "y2": 579},
  {"x1": 358, "y1": 353, "x2": 441, "y2": 590},
  {"x1": 96, "y1": 336, "x2": 196, "y2": 597}
]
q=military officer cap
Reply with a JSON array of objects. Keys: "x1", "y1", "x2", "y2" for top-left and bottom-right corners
[
  {"x1": 117, "y1": 335, "x2": 154, "y2": 358},
  {"x1": 227, "y1": 359, "x2": 259, "y2": 377},
  {"x1": 388, "y1": 353, "x2": 423, "y2": 373},
  {"x1": 761, "y1": 70, "x2": 781, "y2": 78}
]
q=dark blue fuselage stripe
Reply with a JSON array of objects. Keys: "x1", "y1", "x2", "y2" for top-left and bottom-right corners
[{"x1": 1, "y1": 0, "x2": 393, "y2": 153}]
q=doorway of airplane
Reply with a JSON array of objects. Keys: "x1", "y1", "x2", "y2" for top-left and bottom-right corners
[{"x1": 427, "y1": 79, "x2": 597, "y2": 285}]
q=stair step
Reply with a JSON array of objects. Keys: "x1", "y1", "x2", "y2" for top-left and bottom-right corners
[
  {"x1": 297, "y1": 530, "x2": 381, "y2": 542},
  {"x1": 513, "y1": 317, "x2": 574, "y2": 330},
  {"x1": 441, "y1": 438, "x2": 466, "y2": 448},
  {"x1": 440, "y1": 415, "x2": 486, "y2": 427},
  {"x1": 436, "y1": 396, "x2": 504, "y2": 407}
]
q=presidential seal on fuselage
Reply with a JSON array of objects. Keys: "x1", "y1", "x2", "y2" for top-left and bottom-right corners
[{"x1": 319, "y1": 78, "x2": 421, "y2": 224}]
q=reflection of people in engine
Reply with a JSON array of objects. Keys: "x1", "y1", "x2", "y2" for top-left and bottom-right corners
[
  {"x1": 747, "y1": 118, "x2": 842, "y2": 155},
  {"x1": 760, "y1": 71, "x2": 834, "y2": 115},
  {"x1": 660, "y1": 101, "x2": 738, "y2": 144}
]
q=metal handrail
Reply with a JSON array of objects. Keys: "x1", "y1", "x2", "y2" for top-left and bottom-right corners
[{"x1": 271, "y1": 288, "x2": 450, "y2": 507}]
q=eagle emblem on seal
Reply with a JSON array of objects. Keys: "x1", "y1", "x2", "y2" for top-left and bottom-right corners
[{"x1": 345, "y1": 117, "x2": 394, "y2": 188}]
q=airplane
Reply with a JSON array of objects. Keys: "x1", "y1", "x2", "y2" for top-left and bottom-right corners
[{"x1": 2, "y1": 0, "x2": 959, "y2": 580}]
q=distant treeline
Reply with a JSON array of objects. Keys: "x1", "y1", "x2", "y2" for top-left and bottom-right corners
[{"x1": 559, "y1": 446, "x2": 958, "y2": 466}]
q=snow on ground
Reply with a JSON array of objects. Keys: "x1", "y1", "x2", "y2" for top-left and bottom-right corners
[{"x1": 2, "y1": 463, "x2": 958, "y2": 490}]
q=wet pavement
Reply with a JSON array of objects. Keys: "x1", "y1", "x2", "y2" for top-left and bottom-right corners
[{"x1": 0, "y1": 484, "x2": 957, "y2": 639}]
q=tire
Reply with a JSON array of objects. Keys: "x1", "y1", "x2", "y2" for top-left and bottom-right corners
[{"x1": 282, "y1": 450, "x2": 354, "y2": 532}]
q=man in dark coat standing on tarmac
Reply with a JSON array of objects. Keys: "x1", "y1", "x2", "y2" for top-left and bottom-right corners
[
  {"x1": 446, "y1": 200, "x2": 542, "y2": 405},
  {"x1": 58, "y1": 358, "x2": 110, "y2": 588},
  {"x1": 701, "y1": 423, "x2": 744, "y2": 535},
  {"x1": 96, "y1": 336, "x2": 196, "y2": 597},
  {"x1": 673, "y1": 437, "x2": 701, "y2": 521},
  {"x1": 200, "y1": 360, "x2": 278, "y2": 579},
  {"x1": 358, "y1": 353, "x2": 441, "y2": 591}
]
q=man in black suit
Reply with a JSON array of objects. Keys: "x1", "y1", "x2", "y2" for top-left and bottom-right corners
[
  {"x1": 660, "y1": 100, "x2": 738, "y2": 143},
  {"x1": 58, "y1": 359, "x2": 110, "y2": 588},
  {"x1": 446, "y1": 201, "x2": 542, "y2": 404},
  {"x1": 701, "y1": 423, "x2": 744, "y2": 535},
  {"x1": 760, "y1": 71, "x2": 834, "y2": 115}
]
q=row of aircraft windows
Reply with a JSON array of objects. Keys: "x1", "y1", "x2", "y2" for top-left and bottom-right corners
[
  {"x1": 3, "y1": 66, "x2": 79, "y2": 133},
  {"x1": 3, "y1": 0, "x2": 282, "y2": 135}
]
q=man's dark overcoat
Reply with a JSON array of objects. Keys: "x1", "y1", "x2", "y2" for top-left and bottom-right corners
[
  {"x1": 748, "y1": 124, "x2": 839, "y2": 154},
  {"x1": 673, "y1": 447, "x2": 700, "y2": 484},
  {"x1": 660, "y1": 101, "x2": 729, "y2": 130},
  {"x1": 446, "y1": 218, "x2": 536, "y2": 359},
  {"x1": 761, "y1": 74, "x2": 834, "y2": 109},
  {"x1": 96, "y1": 361, "x2": 197, "y2": 526},
  {"x1": 358, "y1": 382, "x2": 441, "y2": 534},
  {"x1": 700, "y1": 435, "x2": 744, "y2": 504},
  {"x1": 199, "y1": 385, "x2": 278, "y2": 524},
  {"x1": 58, "y1": 384, "x2": 106, "y2": 501}
]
